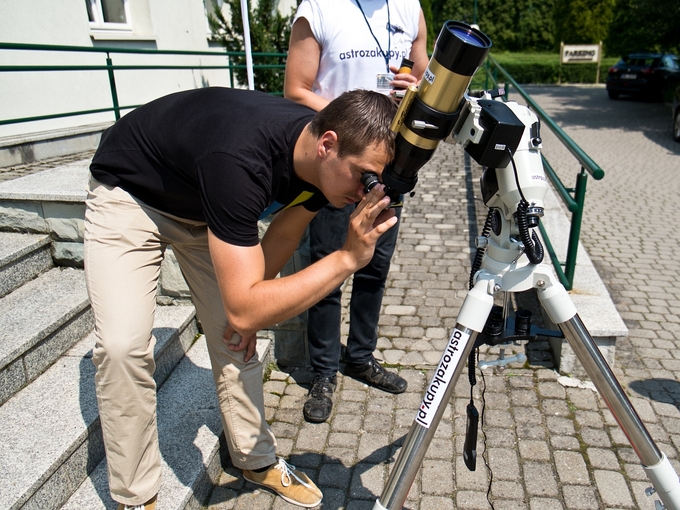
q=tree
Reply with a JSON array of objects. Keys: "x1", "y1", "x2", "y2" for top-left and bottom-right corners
[
  {"x1": 418, "y1": 0, "x2": 436, "y2": 52},
  {"x1": 208, "y1": 0, "x2": 294, "y2": 93},
  {"x1": 606, "y1": 0, "x2": 680, "y2": 56},
  {"x1": 552, "y1": 0, "x2": 614, "y2": 48},
  {"x1": 516, "y1": 0, "x2": 556, "y2": 52},
  {"x1": 431, "y1": 0, "x2": 555, "y2": 52}
]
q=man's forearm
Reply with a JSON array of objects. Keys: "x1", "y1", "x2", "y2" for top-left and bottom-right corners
[
  {"x1": 224, "y1": 248, "x2": 357, "y2": 337},
  {"x1": 260, "y1": 206, "x2": 316, "y2": 280},
  {"x1": 261, "y1": 234, "x2": 300, "y2": 280},
  {"x1": 210, "y1": 189, "x2": 396, "y2": 338}
]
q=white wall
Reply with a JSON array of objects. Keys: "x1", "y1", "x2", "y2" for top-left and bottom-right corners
[
  {"x1": 277, "y1": 0, "x2": 299, "y2": 16},
  {"x1": 0, "y1": 0, "x2": 239, "y2": 139}
]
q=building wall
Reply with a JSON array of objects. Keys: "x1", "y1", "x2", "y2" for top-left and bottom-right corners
[{"x1": 0, "y1": 0, "x2": 243, "y2": 139}]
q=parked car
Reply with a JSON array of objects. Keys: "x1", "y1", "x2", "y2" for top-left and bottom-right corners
[
  {"x1": 672, "y1": 83, "x2": 680, "y2": 142},
  {"x1": 606, "y1": 52, "x2": 680, "y2": 101}
]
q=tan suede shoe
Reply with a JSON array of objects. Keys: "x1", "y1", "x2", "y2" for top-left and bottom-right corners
[
  {"x1": 117, "y1": 494, "x2": 157, "y2": 510},
  {"x1": 243, "y1": 458, "x2": 323, "y2": 508}
]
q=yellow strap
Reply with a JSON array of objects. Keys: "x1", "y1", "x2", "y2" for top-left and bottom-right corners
[{"x1": 282, "y1": 191, "x2": 314, "y2": 211}]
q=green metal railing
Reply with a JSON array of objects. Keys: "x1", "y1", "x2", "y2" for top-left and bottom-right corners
[
  {"x1": 0, "y1": 41, "x2": 286, "y2": 126},
  {"x1": 2, "y1": 42, "x2": 600, "y2": 289},
  {"x1": 481, "y1": 55, "x2": 605, "y2": 290}
]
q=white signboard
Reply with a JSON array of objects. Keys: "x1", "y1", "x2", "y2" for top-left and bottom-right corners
[{"x1": 561, "y1": 44, "x2": 600, "y2": 64}]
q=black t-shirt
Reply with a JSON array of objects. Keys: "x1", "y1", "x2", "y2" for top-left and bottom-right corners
[{"x1": 90, "y1": 87, "x2": 327, "y2": 246}]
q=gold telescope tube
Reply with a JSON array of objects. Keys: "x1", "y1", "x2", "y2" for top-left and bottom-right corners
[
  {"x1": 383, "y1": 21, "x2": 492, "y2": 193},
  {"x1": 417, "y1": 59, "x2": 474, "y2": 117}
]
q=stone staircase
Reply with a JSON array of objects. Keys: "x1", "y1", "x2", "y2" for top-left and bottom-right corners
[{"x1": 0, "y1": 160, "x2": 272, "y2": 509}]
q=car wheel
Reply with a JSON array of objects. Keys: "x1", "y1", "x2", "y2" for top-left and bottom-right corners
[
  {"x1": 608, "y1": 89, "x2": 619, "y2": 99},
  {"x1": 674, "y1": 108, "x2": 680, "y2": 143}
]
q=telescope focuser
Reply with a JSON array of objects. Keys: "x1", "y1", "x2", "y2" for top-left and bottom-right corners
[{"x1": 361, "y1": 171, "x2": 405, "y2": 207}]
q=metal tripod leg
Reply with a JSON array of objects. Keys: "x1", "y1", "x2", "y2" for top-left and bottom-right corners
[
  {"x1": 536, "y1": 278, "x2": 680, "y2": 509},
  {"x1": 374, "y1": 268, "x2": 680, "y2": 510},
  {"x1": 557, "y1": 314, "x2": 680, "y2": 509},
  {"x1": 373, "y1": 278, "x2": 494, "y2": 510}
]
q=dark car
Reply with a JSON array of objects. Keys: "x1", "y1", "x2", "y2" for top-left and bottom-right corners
[
  {"x1": 673, "y1": 83, "x2": 680, "y2": 142},
  {"x1": 606, "y1": 52, "x2": 680, "y2": 101}
]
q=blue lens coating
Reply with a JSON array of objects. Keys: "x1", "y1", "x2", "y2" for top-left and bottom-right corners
[{"x1": 451, "y1": 27, "x2": 485, "y2": 47}]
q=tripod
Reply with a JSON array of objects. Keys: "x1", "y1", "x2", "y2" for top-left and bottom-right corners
[{"x1": 373, "y1": 96, "x2": 680, "y2": 510}]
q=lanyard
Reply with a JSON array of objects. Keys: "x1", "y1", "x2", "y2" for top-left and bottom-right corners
[{"x1": 355, "y1": 0, "x2": 391, "y2": 73}]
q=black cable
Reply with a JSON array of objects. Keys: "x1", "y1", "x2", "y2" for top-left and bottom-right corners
[
  {"x1": 468, "y1": 348, "x2": 477, "y2": 391},
  {"x1": 507, "y1": 148, "x2": 527, "y2": 204},
  {"x1": 469, "y1": 207, "x2": 494, "y2": 291},
  {"x1": 516, "y1": 200, "x2": 544, "y2": 264},
  {"x1": 505, "y1": 148, "x2": 544, "y2": 264},
  {"x1": 467, "y1": 207, "x2": 494, "y2": 389},
  {"x1": 477, "y1": 352, "x2": 494, "y2": 509}
]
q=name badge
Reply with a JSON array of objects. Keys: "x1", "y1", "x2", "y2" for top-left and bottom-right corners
[{"x1": 376, "y1": 73, "x2": 394, "y2": 90}]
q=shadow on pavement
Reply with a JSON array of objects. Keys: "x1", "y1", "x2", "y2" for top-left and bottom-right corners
[
  {"x1": 519, "y1": 85, "x2": 680, "y2": 156},
  {"x1": 209, "y1": 439, "x2": 414, "y2": 510},
  {"x1": 629, "y1": 378, "x2": 680, "y2": 407}
]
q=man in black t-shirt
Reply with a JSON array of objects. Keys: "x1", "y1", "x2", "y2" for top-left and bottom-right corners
[{"x1": 85, "y1": 87, "x2": 397, "y2": 510}]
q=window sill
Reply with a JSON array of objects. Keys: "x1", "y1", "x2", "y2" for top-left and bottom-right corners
[{"x1": 90, "y1": 30, "x2": 155, "y2": 41}]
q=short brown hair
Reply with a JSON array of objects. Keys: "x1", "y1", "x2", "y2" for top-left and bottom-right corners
[{"x1": 308, "y1": 89, "x2": 397, "y2": 160}]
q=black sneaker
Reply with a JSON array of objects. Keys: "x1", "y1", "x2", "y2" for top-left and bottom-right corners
[
  {"x1": 303, "y1": 374, "x2": 336, "y2": 423},
  {"x1": 344, "y1": 358, "x2": 407, "y2": 394}
]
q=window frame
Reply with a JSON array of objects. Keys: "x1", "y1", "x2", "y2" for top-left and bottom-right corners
[{"x1": 86, "y1": 0, "x2": 133, "y2": 32}]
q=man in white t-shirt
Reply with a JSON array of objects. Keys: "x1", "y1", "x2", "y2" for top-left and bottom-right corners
[{"x1": 285, "y1": 0, "x2": 428, "y2": 424}]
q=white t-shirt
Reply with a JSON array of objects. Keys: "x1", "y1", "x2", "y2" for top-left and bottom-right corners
[{"x1": 293, "y1": 0, "x2": 421, "y2": 100}]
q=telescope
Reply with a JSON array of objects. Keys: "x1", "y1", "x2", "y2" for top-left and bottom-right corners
[
  {"x1": 383, "y1": 20, "x2": 491, "y2": 195},
  {"x1": 371, "y1": 20, "x2": 680, "y2": 510}
]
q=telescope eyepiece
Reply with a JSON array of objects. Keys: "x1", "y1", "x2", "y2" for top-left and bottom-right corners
[
  {"x1": 361, "y1": 172, "x2": 381, "y2": 194},
  {"x1": 360, "y1": 171, "x2": 403, "y2": 207}
]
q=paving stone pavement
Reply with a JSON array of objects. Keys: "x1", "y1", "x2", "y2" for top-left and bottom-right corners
[
  {"x1": 206, "y1": 86, "x2": 680, "y2": 510},
  {"x1": 3, "y1": 85, "x2": 679, "y2": 509}
]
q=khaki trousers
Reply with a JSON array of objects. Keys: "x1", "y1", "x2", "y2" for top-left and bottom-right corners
[{"x1": 84, "y1": 177, "x2": 277, "y2": 506}]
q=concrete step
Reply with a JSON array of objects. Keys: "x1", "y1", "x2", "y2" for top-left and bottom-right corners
[
  {"x1": 0, "y1": 305, "x2": 198, "y2": 510},
  {"x1": 0, "y1": 161, "x2": 89, "y2": 266},
  {"x1": 0, "y1": 157, "x2": 275, "y2": 510},
  {"x1": 0, "y1": 267, "x2": 91, "y2": 405},
  {"x1": 0, "y1": 164, "x2": 193, "y2": 297},
  {"x1": 0, "y1": 123, "x2": 107, "y2": 169},
  {"x1": 63, "y1": 337, "x2": 272, "y2": 510},
  {"x1": 0, "y1": 231, "x2": 53, "y2": 298}
]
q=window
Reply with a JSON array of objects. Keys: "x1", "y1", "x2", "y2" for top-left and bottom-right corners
[
  {"x1": 662, "y1": 56, "x2": 679, "y2": 71},
  {"x1": 86, "y1": 0, "x2": 131, "y2": 30}
]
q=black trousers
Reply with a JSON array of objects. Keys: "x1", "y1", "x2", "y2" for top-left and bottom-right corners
[{"x1": 307, "y1": 203, "x2": 401, "y2": 377}]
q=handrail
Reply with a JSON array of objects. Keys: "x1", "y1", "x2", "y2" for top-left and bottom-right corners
[
  {"x1": 1, "y1": 42, "x2": 601, "y2": 291},
  {"x1": 0, "y1": 41, "x2": 239, "y2": 57},
  {"x1": 0, "y1": 42, "x2": 286, "y2": 126},
  {"x1": 481, "y1": 55, "x2": 606, "y2": 290}
]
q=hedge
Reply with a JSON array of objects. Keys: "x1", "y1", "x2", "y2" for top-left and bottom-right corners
[{"x1": 475, "y1": 52, "x2": 619, "y2": 85}]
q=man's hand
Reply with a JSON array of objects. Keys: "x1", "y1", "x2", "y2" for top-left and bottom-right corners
[
  {"x1": 223, "y1": 322, "x2": 258, "y2": 362},
  {"x1": 342, "y1": 184, "x2": 398, "y2": 269}
]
